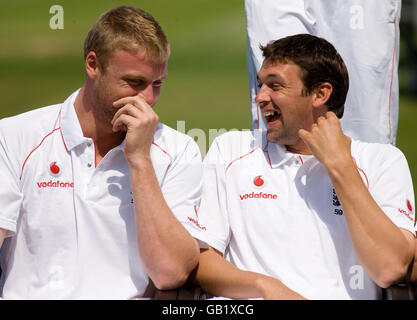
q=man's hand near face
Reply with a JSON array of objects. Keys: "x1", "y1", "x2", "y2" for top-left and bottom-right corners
[
  {"x1": 298, "y1": 112, "x2": 352, "y2": 171},
  {"x1": 111, "y1": 94, "x2": 159, "y2": 164}
]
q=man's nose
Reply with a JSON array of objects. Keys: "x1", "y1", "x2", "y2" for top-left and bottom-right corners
[
  {"x1": 254, "y1": 84, "x2": 271, "y2": 106},
  {"x1": 138, "y1": 85, "x2": 155, "y2": 106}
]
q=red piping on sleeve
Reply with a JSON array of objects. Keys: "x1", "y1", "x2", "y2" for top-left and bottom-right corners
[
  {"x1": 20, "y1": 128, "x2": 61, "y2": 180},
  {"x1": 152, "y1": 142, "x2": 173, "y2": 170},
  {"x1": 388, "y1": 17, "x2": 397, "y2": 144},
  {"x1": 226, "y1": 147, "x2": 260, "y2": 173},
  {"x1": 58, "y1": 107, "x2": 69, "y2": 152},
  {"x1": 352, "y1": 157, "x2": 369, "y2": 189}
]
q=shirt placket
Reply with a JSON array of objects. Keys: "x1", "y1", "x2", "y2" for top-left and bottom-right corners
[{"x1": 78, "y1": 139, "x2": 97, "y2": 199}]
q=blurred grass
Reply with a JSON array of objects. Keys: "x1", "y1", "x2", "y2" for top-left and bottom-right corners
[
  {"x1": 0, "y1": 0, "x2": 416, "y2": 196},
  {"x1": 397, "y1": 95, "x2": 417, "y2": 195},
  {"x1": 0, "y1": 0, "x2": 250, "y2": 131}
]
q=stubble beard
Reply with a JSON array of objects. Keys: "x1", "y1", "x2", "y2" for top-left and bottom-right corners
[
  {"x1": 93, "y1": 80, "x2": 118, "y2": 130},
  {"x1": 266, "y1": 123, "x2": 299, "y2": 147}
]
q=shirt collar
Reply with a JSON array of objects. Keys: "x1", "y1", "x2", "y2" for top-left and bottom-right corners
[
  {"x1": 266, "y1": 139, "x2": 313, "y2": 168},
  {"x1": 60, "y1": 89, "x2": 89, "y2": 151}
]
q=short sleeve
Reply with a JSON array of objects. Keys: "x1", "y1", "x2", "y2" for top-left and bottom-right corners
[
  {"x1": 159, "y1": 138, "x2": 208, "y2": 246},
  {"x1": 197, "y1": 138, "x2": 231, "y2": 254},
  {"x1": 370, "y1": 146, "x2": 415, "y2": 236},
  {"x1": 0, "y1": 123, "x2": 23, "y2": 236}
]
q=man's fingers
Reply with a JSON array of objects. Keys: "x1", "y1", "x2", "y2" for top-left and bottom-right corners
[
  {"x1": 111, "y1": 104, "x2": 141, "y2": 126},
  {"x1": 298, "y1": 128, "x2": 312, "y2": 144},
  {"x1": 112, "y1": 114, "x2": 133, "y2": 132},
  {"x1": 325, "y1": 111, "x2": 337, "y2": 119},
  {"x1": 111, "y1": 104, "x2": 159, "y2": 132},
  {"x1": 113, "y1": 95, "x2": 149, "y2": 110},
  {"x1": 316, "y1": 116, "x2": 326, "y2": 126}
]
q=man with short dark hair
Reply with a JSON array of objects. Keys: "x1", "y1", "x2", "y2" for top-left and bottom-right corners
[
  {"x1": 245, "y1": 0, "x2": 402, "y2": 145},
  {"x1": 0, "y1": 6, "x2": 205, "y2": 299},
  {"x1": 191, "y1": 34, "x2": 415, "y2": 300}
]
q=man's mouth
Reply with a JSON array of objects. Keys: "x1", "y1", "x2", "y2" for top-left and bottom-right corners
[{"x1": 263, "y1": 110, "x2": 282, "y2": 126}]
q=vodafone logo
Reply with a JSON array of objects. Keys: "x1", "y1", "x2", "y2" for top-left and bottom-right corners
[
  {"x1": 253, "y1": 175, "x2": 265, "y2": 188},
  {"x1": 49, "y1": 161, "x2": 61, "y2": 177},
  {"x1": 407, "y1": 200, "x2": 413, "y2": 212},
  {"x1": 398, "y1": 208, "x2": 414, "y2": 222},
  {"x1": 239, "y1": 175, "x2": 276, "y2": 200},
  {"x1": 36, "y1": 161, "x2": 73, "y2": 189},
  {"x1": 37, "y1": 180, "x2": 74, "y2": 189},
  {"x1": 187, "y1": 206, "x2": 206, "y2": 230},
  {"x1": 240, "y1": 191, "x2": 277, "y2": 201}
]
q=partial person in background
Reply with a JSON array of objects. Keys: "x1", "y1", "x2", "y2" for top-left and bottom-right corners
[
  {"x1": 245, "y1": 0, "x2": 401, "y2": 144},
  {"x1": 191, "y1": 34, "x2": 415, "y2": 300},
  {"x1": 0, "y1": 6, "x2": 205, "y2": 299}
]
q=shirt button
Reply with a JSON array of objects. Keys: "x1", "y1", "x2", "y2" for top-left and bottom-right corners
[
  {"x1": 87, "y1": 142, "x2": 92, "y2": 147},
  {"x1": 87, "y1": 163, "x2": 92, "y2": 168}
]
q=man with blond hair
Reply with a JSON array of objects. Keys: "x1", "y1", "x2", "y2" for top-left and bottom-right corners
[{"x1": 0, "y1": 6, "x2": 206, "y2": 299}]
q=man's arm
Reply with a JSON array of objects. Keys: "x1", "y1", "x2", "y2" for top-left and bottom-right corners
[
  {"x1": 191, "y1": 246, "x2": 306, "y2": 300},
  {"x1": 112, "y1": 96, "x2": 200, "y2": 290},
  {"x1": 299, "y1": 112, "x2": 415, "y2": 288},
  {"x1": 409, "y1": 238, "x2": 417, "y2": 284}
]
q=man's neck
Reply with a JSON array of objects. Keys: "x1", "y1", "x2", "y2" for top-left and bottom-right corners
[
  {"x1": 74, "y1": 86, "x2": 125, "y2": 161},
  {"x1": 286, "y1": 144, "x2": 312, "y2": 155}
]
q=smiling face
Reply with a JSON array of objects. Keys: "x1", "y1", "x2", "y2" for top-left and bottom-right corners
[
  {"x1": 256, "y1": 60, "x2": 315, "y2": 153},
  {"x1": 90, "y1": 48, "x2": 167, "y2": 127}
]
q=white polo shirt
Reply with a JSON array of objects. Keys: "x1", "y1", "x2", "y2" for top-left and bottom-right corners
[
  {"x1": 197, "y1": 130, "x2": 415, "y2": 300},
  {"x1": 0, "y1": 90, "x2": 207, "y2": 299}
]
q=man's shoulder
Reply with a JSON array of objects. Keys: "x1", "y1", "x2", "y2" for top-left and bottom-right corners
[
  {"x1": 155, "y1": 122, "x2": 193, "y2": 142},
  {"x1": 153, "y1": 122, "x2": 200, "y2": 158},
  {"x1": 351, "y1": 139, "x2": 408, "y2": 171},
  {"x1": 0, "y1": 104, "x2": 62, "y2": 135},
  {"x1": 212, "y1": 129, "x2": 265, "y2": 150},
  {"x1": 206, "y1": 129, "x2": 266, "y2": 164},
  {"x1": 0, "y1": 103, "x2": 63, "y2": 168},
  {"x1": 352, "y1": 139, "x2": 406, "y2": 160}
]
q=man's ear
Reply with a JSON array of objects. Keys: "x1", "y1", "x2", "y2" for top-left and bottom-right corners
[
  {"x1": 312, "y1": 82, "x2": 333, "y2": 108},
  {"x1": 85, "y1": 51, "x2": 100, "y2": 79}
]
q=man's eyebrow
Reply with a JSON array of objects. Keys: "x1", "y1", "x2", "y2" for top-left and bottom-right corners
[
  {"x1": 257, "y1": 74, "x2": 285, "y2": 83},
  {"x1": 123, "y1": 74, "x2": 147, "y2": 80},
  {"x1": 124, "y1": 73, "x2": 167, "y2": 81}
]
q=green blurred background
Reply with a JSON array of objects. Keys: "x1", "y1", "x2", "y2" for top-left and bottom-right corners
[{"x1": 0, "y1": 0, "x2": 416, "y2": 198}]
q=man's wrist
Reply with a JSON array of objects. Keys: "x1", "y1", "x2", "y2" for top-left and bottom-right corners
[
  {"x1": 324, "y1": 156, "x2": 356, "y2": 181},
  {"x1": 127, "y1": 154, "x2": 153, "y2": 171}
]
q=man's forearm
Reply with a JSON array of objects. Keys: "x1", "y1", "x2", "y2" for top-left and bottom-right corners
[
  {"x1": 130, "y1": 157, "x2": 199, "y2": 290},
  {"x1": 192, "y1": 247, "x2": 305, "y2": 300},
  {"x1": 328, "y1": 160, "x2": 414, "y2": 288},
  {"x1": 407, "y1": 239, "x2": 417, "y2": 284}
]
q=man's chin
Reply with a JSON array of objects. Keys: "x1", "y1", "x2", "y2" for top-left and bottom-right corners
[
  {"x1": 266, "y1": 130, "x2": 280, "y2": 144},
  {"x1": 266, "y1": 130, "x2": 292, "y2": 146}
]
